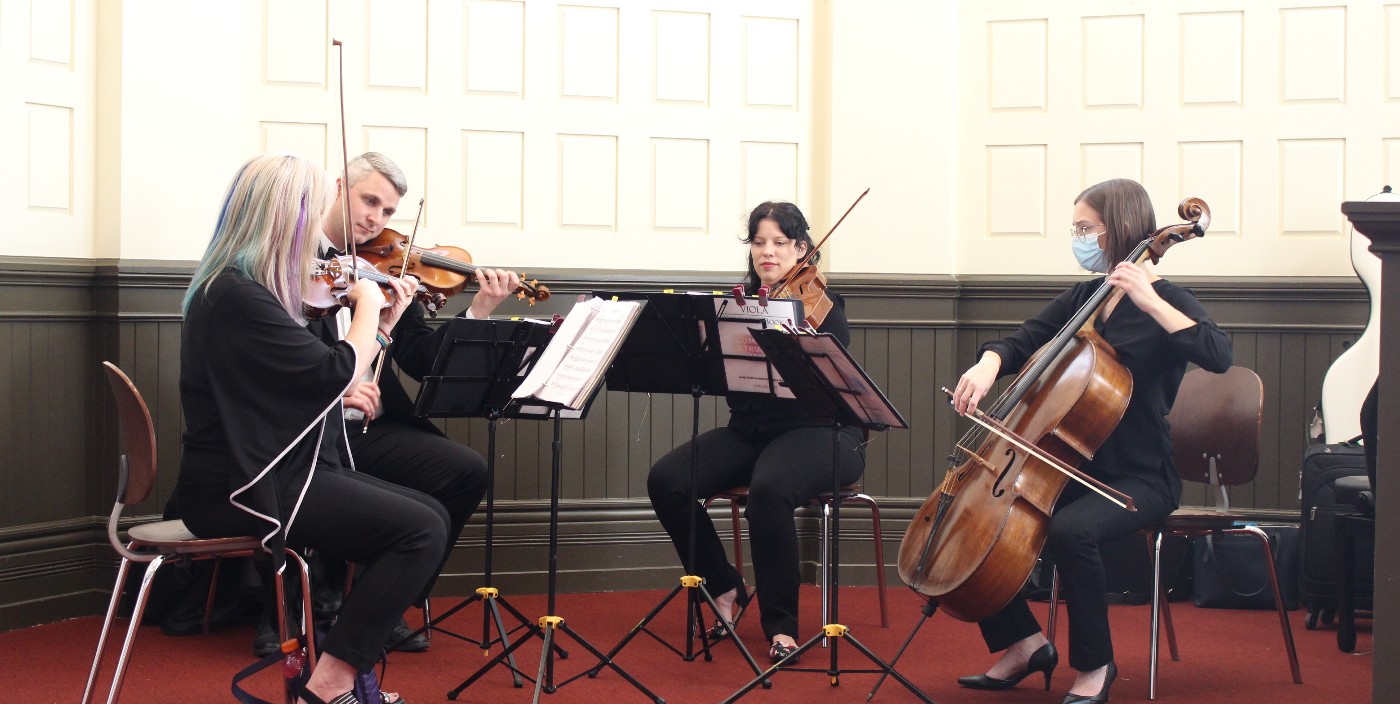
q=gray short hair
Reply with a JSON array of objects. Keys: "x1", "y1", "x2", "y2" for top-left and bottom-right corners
[{"x1": 346, "y1": 152, "x2": 408, "y2": 196}]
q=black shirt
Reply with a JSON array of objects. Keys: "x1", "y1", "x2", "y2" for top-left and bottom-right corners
[{"x1": 980, "y1": 278, "x2": 1232, "y2": 503}]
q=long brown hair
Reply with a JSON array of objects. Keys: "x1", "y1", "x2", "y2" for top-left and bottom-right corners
[
  {"x1": 740, "y1": 201, "x2": 815, "y2": 292},
  {"x1": 1074, "y1": 179, "x2": 1156, "y2": 268}
]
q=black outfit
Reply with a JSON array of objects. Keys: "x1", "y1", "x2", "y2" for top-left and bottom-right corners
[
  {"x1": 175, "y1": 270, "x2": 449, "y2": 672},
  {"x1": 647, "y1": 292, "x2": 866, "y2": 640},
  {"x1": 305, "y1": 281, "x2": 490, "y2": 603},
  {"x1": 973, "y1": 278, "x2": 1232, "y2": 672}
]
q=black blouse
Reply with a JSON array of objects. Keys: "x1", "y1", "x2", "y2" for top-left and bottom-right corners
[
  {"x1": 980, "y1": 278, "x2": 1232, "y2": 502},
  {"x1": 177, "y1": 269, "x2": 359, "y2": 563}
]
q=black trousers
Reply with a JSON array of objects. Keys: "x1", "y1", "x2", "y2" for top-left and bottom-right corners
[
  {"x1": 348, "y1": 418, "x2": 489, "y2": 602},
  {"x1": 179, "y1": 469, "x2": 449, "y2": 672},
  {"x1": 976, "y1": 476, "x2": 1175, "y2": 672},
  {"x1": 647, "y1": 425, "x2": 865, "y2": 640}
]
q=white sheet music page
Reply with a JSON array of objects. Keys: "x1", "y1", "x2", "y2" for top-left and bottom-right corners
[{"x1": 512, "y1": 297, "x2": 642, "y2": 409}]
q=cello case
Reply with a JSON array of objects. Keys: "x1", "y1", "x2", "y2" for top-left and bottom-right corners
[{"x1": 1317, "y1": 188, "x2": 1387, "y2": 442}]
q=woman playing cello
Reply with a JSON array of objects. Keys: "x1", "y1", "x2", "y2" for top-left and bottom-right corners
[{"x1": 949, "y1": 179, "x2": 1231, "y2": 703}]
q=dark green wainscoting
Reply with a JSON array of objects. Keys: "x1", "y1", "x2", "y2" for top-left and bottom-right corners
[{"x1": 0, "y1": 258, "x2": 1367, "y2": 631}]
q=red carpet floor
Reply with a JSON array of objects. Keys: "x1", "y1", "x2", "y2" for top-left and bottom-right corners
[{"x1": 2, "y1": 585, "x2": 1371, "y2": 703}]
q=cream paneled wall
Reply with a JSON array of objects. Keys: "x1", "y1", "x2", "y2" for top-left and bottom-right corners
[
  {"x1": 957, "y1": 0, "x2": 1400, "y2": 276},
  {"x1": 247, "y1": 0, "x2": 814, "y2": 272},
  {"x1": 2, "y1": 0, "x2": 95, "y2": 259}
]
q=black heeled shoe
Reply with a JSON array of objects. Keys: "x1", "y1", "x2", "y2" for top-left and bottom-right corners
[
  {"x1": 703, "y1": 586, "x2": 752, "y2": 641},
  {"x1": 957, "y1": 641, "x2": 1058, "y2": 691},
  {"x1": 1061, "y1": 661, "x2": 1115, "y2": 704}
]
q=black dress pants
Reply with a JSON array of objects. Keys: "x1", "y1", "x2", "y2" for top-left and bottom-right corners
[
  {"x1": 647, "y1": 425, "x2": 865, "y2": 640},
  {"x1": 179, "y1": 468, "x2": 449, "y2": 672},
  {"x1": 976, "y1": 475, "x2": 1175, "y2": 671},
  {"x1": 348, "y1": 417, "x2": 489, "y2": 602}
]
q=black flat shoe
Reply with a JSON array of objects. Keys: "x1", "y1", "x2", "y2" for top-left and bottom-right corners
[
  {"x1": 386, "y1": 616, "x2": 429, "y2": 653},
  {"x1": 768, "y1": 640, "x2": 800, "y2": 665},
  {"x1": 957, "y1": 642, "x2": 1058, "y2": 691},
  {"x1": 1061, "y1": 661, "x2": 1116, "y2": 704}
]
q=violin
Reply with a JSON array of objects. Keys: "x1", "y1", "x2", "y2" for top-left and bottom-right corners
[
  {"x1": 303, "y1": 254, "x2": 446, "y2": 319},
  {"x1": 895, "y1": 198, "x2": 1210, "y2": 623},
  {"x1": 356, "y1": 228, "x2": 550, "y2": 312},
  {"x1": 755, "y1": 189, "x2": 868, "y2": 328}
]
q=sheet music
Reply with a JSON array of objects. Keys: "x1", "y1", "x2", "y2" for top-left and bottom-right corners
[
  {"x1": 800, "y1": 336, "x2": 904, "y2": 428},
  {"x1": 711, "y1": 297, "x2": 801, "y2": 397},
  {"x1": 512, "y1": 297, "x2": 643, "y2": 409}
]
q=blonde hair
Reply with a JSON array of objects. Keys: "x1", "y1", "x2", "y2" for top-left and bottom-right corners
[{"x1": 184, "y1": 154, "x2": 333, "y2": 319}]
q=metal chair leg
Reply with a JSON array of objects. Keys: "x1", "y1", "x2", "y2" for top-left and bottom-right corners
[
  {"x1": 82, "y1": 555, "x2": 134, "y2": 704},
  {"x1": 104, "y1": 554, "x2": 169, "y2": 704},
  {"x1": 853, "y1": 494, "x2": 888, "y2": 627},
  {"x1": 1238, "y1": 525, "x2": 1303, "y2": 685},
  {"x1": 1149, "y1": 531, "x2": 1163, "y2": 700},
  {"x1": 1046, "y1": 566, "x2": 1059, "y2": 645}
]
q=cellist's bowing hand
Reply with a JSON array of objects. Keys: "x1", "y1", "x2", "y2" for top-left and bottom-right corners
[
  {"x1": 953, "y1": 351, "x2": 1002, "y2": 416},
  {"x1": 1106, "y1": 261, "x2": 1196, "y2": 334},
  {"x1": 343, "y1": 381, "x2": 381, "y2": 420},
  {"x1": 469, "y1": 268, "x2": 522, "y2": 319}
]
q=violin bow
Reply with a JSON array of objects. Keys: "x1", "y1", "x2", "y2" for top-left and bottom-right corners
[
  {"x1": 773, "y1": 187, "x2": 870, "y2": 294},
  {"x1": 332, "y1": 39, "x2": 357, "y2": 279},
  {"x1": 941, "y1": 388, "x2": 1136, "y2": 511}
]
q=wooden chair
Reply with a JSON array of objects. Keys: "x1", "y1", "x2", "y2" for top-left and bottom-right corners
[
  {"x1": 706, "y1": 483, "x2": 889, "y2": 628},
  {"x1": 1047, "y1": 366, "x2": 1302, "y2": 699},
  {"x1": 83, "y1": 362, "x2": 314, "y2": 704}
]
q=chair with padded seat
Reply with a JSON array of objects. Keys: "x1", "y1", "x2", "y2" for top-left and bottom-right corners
[
  {"x1": 1047, "y1": 365, "x2": 1302, "y2": 699},
  {"x1": 705, "y1": 483, "x2": 888, "y2": 628},
  {"x1": 83, "y1": 362, "x2": 314, "y2": 704}
]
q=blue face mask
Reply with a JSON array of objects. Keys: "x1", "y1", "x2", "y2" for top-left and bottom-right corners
[{"x1": 1072, "y1": 236, "x2": 1109, "y2": 273}]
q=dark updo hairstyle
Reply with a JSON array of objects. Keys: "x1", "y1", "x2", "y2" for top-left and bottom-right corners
[
  {"x1": 740, "y1": 201, "x2": 817, "y2": 293},
  {"x1": 1074, "y1": 178, "x2": 1157, "y2": 269}
]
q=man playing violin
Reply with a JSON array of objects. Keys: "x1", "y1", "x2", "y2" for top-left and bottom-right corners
[{"x1": 272, "y1": 151, "x2": 521, "y2": 654}]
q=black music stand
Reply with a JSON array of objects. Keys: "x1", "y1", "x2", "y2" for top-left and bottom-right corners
[
  {"x1": 451, "y1": 299, "x2": 664, "y2": 704},
  {"x1": 721, "y1": 328, "x2": 934, "y2": 704},
  {"x1": 397, "y1": 317, "x2": 567, "y2": 690},
  {"x1": 588, "y1": 291, "x2": 802, "y2": 684}
]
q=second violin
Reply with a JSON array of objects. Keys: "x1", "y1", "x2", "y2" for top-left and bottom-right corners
[{"x1": 357, "y1": 228, "x2": 550, "y2": 311}]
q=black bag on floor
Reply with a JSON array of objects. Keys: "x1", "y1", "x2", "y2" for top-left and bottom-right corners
[
  {"x1": 1192, "y1": 525, "x2": 1299, "y2": 610},
  {"x1": 1300, "y1": 443, "x2": 1371, "y2": 608}
]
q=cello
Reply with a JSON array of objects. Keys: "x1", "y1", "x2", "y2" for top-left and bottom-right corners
[{"x1": 896, "y1": 198, "x2": 1210, "y2": 623}]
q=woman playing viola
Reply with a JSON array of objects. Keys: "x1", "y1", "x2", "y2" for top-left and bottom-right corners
[
  {"x1": 949, "y1": 178, "x2": 1232, "y2": 703},
  {"x1": 174, "y1": 153, "x2": 444, "y2": 704},
  {"x1": 647, "y1": 201, "x2": 866, "y2": 664}
]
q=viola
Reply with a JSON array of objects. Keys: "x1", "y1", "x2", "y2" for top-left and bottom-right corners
[
  {"x1": 356, "y1": 228, "x2": 550, "y2": 311},
  {"x1": 896, "y1": 198, "x2": 1210, "y2": 623},
  {"x1": 761, "y1": 188, "x2": 868, "y2": 328},
  {"x1": 302, "y1": 254, "x2": 446, "y2": 319}
]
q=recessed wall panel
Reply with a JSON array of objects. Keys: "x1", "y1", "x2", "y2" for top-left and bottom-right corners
[
  {"x1": 987, "y1": 19, "x2": 1046, "y2": 111},
  {"x1": 560, "y1": 5, "x2": 619, "y2": 100},
  {"x1": 463, "y1": 130, "x2": 523, "y2": 227},
  {"x1": 743, "y1": 17, "x2": 798, "y2": 108},
  {"x1": 986, "y1": 145, "x2": 1045, "y2": 236},
  {"x1": 740, "y1": 141, "x2": 798, "y2": 209},
  {"x1": 1178, "y1": 141, "x2": 1242, "y2": 236},
  {"x1": 1080, "y1": 143, "x2": 1142, "y2": 186},
  {"x1": 261, "y1": 121, "x2": 328, "y2": 165},
  {"x1": 465, "y1": 0, "x2": 524, "y2": 95},
  {"x1": 363, "y1": 126, "x2": 427, "y2": 225},
  {"x1": 29, "y1": 0, "x2": 73, "y2": 65},
  {"x1": 655, "y1": 11, "x2": 709, "y2": 104},
  {"x1": 266, "y1": 0, "x2": 326, "y2": 85},
  {"x1": 1083, "y1": 15, "x2": 1143, "y2": 109},
  {"x1": 368, "y1": 0, "x2": 427, "y2": 90},
  {"x1": 1279, "y1": 138, "x2": 1345, "y2": 236},
  {"x1": 1389, "y1": 6, "x2": 1400, "y2": 101},
  {"x1": 559, "y1": 134, "x2": 617, "y2": 228},
  {"x1": 1385, "y1": 138, "x2": 1400, "y2": 187},
  {"x1": 652, "y1": 138, "x2": 708, "y2": 230},
  {"x1": 1280, "y1": 6, "x2": 1346, "y2": 103},
  {"x1": 27, "y1": 103, "x2": 72, "y2": 211},
  {"x1": 1180, "y1": 11, "x2": 1243, "y2": 106}
]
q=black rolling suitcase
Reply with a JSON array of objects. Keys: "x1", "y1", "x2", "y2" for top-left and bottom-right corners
[{"x1": 1299, "y1": 442, "x2": 1371, "y2": 629}]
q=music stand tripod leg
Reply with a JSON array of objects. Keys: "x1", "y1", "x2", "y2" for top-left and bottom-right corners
[
  {"x1": 593, "y1": 389, "x2": 769, "y2": 683},
  {"x1": 723, "y1": 422, "x2": 935, "y2": 704},
  {"x1": 866, "y1": 597, "x2": 938, "y2": 701}
]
